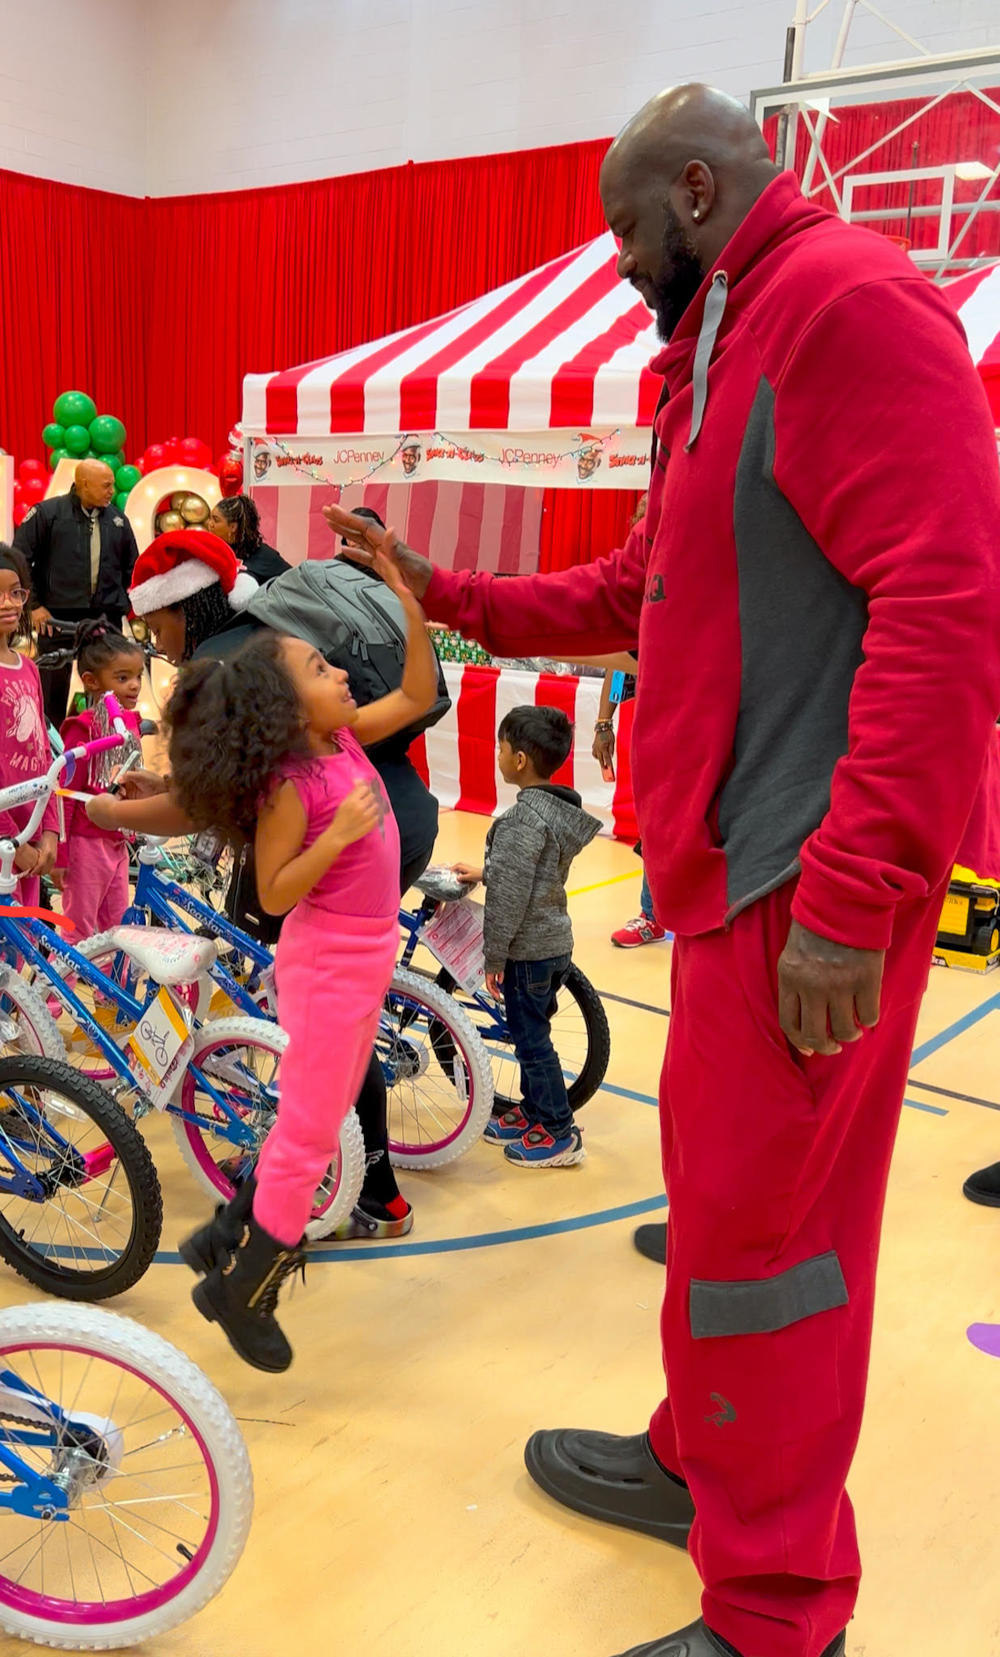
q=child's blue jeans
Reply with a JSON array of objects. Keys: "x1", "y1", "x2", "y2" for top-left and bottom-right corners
[{"x1": 503, "y1": 954, "x2": 574, "y2": 1139}]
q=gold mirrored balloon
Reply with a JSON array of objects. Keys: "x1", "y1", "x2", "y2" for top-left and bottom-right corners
[
  {"x1": 170, "y1": 491, "x2": 189, "y2": 512},
  {"x1": 157, "y1": 511, "x2": 185, "y2": 532},
  {"x1": 180, "y1": 494, "x2": 209, "y2": 525}
]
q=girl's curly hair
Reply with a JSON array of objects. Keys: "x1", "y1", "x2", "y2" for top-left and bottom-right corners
[{"x1": 164, "y1": 630, "x2": 311, "y2": 842}]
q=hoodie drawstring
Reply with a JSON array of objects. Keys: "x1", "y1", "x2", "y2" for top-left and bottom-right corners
[{"x1": 685, "y1": 271, "x2": 729, "y2": 451}]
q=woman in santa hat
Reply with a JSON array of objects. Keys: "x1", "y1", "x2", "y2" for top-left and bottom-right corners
[{"x1": 92, "y1": 528, "x2": 423, "y2": 1243}]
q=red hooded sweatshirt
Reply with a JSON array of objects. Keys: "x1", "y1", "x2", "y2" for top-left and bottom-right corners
[{"x1": 423, "y1": 173, "x2": 1000, "y2": 949}]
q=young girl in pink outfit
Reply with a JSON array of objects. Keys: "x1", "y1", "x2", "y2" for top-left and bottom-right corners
[
  {"x1": 59, "y1": 620, "x2": 145, "y2": 939},
  {"x1": 164, "y1": 549, "x2": 437, "y2": 1373},
  {"x1": 0, "y1": 548, "x2": 58, "y2": 905}
]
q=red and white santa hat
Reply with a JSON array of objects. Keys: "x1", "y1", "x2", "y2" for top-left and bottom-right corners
[{"x1": 128, "y1": 529, "x2": 259, "y2": 618}]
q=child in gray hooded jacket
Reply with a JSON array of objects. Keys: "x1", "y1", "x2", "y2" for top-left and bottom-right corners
[{"x1": 455, "y1": 705, "x2": 601, "y2": 1168}]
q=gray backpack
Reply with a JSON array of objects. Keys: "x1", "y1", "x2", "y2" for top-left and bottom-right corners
[{"x1": 247, "y1": 558, "x2": 450, "y2": 749}]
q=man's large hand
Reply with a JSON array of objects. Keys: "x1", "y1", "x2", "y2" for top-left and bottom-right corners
[
  {"x1": 777, "y1": 919, "x2": 885, "y2": 1057},
  {"x1": 321, "y1": 504, "x2": 433, "y2": 600}
]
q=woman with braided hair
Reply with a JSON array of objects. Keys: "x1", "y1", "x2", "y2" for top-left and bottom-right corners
[{"x1": 208, "y1": 494, "x2": 291, "y2": 586}]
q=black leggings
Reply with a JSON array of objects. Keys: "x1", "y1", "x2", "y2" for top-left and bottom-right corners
[{"x1": 354, "y1": 843, "x2": 434, "y2": 1209}]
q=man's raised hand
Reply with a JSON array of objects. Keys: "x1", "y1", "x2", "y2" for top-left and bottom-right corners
[{"x1": 321, "y1": 504, "x2": 434, "y2": 600}]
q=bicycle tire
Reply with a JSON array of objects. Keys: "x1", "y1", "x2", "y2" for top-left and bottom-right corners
[
  {"x1": 381, "y1": 967, "x2": 494, "y2": 1169},
  {"x1": 0, "y1": 1300, "x2": 252, "y2": 1649},
  {"x1": 172, "y1": 1016, "x2": 365, "y2": 1240},
  {"x1": 0, "y1": 965, "x2": 65, "y2": 1061},
  {"x1": 433, "y1": 961, "x2": 611, "y2": 1114},
  {"x1": 0, "y1": 1056, "x2": 162, "y2": 1300}
]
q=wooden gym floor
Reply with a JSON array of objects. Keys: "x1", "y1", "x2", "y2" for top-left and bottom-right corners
[{"x1": 0, "y1": 810, "x2": 998, "y2": 1657}]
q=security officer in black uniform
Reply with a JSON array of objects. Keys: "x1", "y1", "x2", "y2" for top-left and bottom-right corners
[{"x1": 14, "y1": 458, "x2": 139, "y2": 724}]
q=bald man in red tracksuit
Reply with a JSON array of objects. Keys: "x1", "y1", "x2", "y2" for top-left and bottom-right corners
[{"x1": 411, "y1": 172, "x2": 1000, "y2": 1656}]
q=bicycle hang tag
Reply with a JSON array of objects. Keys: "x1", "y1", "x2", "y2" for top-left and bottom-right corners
[
  {"x1": 419, "y1": 899, "x2": 487, "y2": 995},
  {"x1": 126, "y1": 986, "x2": 195, "y2": 1110}
]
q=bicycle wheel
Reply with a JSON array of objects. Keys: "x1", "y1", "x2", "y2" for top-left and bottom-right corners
[
  {"x1": 171, "y1": 1017, "x2": 365, "y2": 1241},
  {"x1": 0, "y1": 967, "x2": 65, "y2": 1062},
  {"x1": 0, "y1": 1056, "x2": 162, "y2": 1300},
  {"x1": 0, "y1": 1301, "x2": 252, "y2": 1649},
  {"x1": 435, "y1": 961, "x2": 611, "y2": 1115},
  {"x1": 381, "y1": 967, "x2": 494, "y2": 1169}
]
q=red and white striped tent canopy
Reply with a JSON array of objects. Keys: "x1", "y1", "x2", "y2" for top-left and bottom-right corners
[
  {"x1": 942, "y1": 261, "x2": 1000, "y2": 426},
  {"x1": 241, "y1": 232, "x2": 659, "y2": 493}
]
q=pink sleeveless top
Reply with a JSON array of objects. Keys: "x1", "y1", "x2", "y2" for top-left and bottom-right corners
[{"x1": 280, "y1": 728, "x2": 401, "y2": 922}]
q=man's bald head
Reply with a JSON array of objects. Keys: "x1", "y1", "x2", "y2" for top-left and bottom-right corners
[
  {"x1": 600, "y1": 84, "x2": 779, "y2": 340},
  {"x1": 75, "y1": 459, "x2": 115, "y2": 510}
]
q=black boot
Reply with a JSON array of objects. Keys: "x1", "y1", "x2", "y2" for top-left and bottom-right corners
[
  {"x1": 634, "y1": 1221, "x2": 667, "y2": 1264},
  {"x1": 192, "y1": 1216, "x2": 305, "y2": 1373},
  {"x1": 610, "y1": 1620, "x2": 846, "y2": 1656},
  {"x1": 524, "y1": 1428, "x2": 695, "y2": 1546},
  {"x1": 179, "y1": 1176, "x2": 257, "y2": 1277},
  {"x1": 963, "y1": 1160, "x2": 1000, "y2": 1206}
]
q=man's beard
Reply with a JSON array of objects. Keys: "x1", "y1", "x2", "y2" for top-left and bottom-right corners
[{"x1": 650, "y1": 204, "x2": 705, "y2": 341}]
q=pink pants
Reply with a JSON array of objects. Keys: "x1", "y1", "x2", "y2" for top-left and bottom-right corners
[
  {"x1": 62, "y1": 837, "x2": 129, "y2": 940},
  {"x1": 253, "y1": 905, "x2": 399, "y2": 1247},
  {"x1": 648, "y1": 877, "x2": 942, "y2": 1657}
]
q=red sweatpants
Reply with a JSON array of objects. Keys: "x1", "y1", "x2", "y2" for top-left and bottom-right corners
[{"x1": 648, "y1": 879, "x2": 942, "y2": 1657}]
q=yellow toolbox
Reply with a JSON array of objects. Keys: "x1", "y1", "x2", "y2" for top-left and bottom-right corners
[{"x1": 934, "y1": 864, "x2": 1000, "y2": 971}]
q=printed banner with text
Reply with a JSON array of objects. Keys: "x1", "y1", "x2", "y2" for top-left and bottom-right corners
[{"x1": 246, "y1": 428, "x2": 651, "y2": 491}]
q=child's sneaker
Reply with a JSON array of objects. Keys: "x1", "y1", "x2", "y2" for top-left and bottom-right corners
[
  {"x1": 483, "y1": 1106, "x2": 530, "y2": 1144},
  {"x1": 611, "y1": 913, "x2": 668, "y2": 949},
  {"x1": 504, "y1": 1123, "x2": 586, "y2": 1168},
  {"x1": 329, "y1": 1199, "x2": 414, "y2": 1241}
]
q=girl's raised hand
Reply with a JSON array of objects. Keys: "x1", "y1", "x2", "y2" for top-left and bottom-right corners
[{"x1": 332, "y1": 781, "x2": 381, "y2": 848}]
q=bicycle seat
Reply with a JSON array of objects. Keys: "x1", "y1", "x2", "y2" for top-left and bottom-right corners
[
  {"x1": 413, "y1": 868, "x2": 473, "y2": 904},
  {"x1": 104, "y1": 926, "x2": 217, "y2": 987}
]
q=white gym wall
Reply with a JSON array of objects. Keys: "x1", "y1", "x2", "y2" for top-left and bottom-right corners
[{"x1": 0, "y1": 0, "x2": 997, "y2": 196}]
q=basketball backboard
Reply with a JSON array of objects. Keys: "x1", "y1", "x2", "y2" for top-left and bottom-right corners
[{"x1": 752, "y1": 47, "x2": 1000, "y2": 275}]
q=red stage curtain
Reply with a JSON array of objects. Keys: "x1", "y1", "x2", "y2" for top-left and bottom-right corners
[
  {"x1": 538, "y1": 488, "x2": 643, "y2": 573},
  {"x1": 0, "y1": 171, "x2": 145, "y2": 469},
  {"x1": 143, "y1": 140, "x2": 611, "y2": 467}
]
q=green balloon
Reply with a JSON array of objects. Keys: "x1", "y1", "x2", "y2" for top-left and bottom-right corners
[
  {"x1": 48, "y1": 447, "x2": 69, "y2": 471},
  {"x1": 89, "y1": 415, "x2": 127, "y2": 455},
  {"x1": 115, "y1": 464, "x2": 141, "y2": 494},
  {"x1": 105, "y1": 450, "x2": 125, "y2": 474},
  {"x1": 63, "y1": 424, "x2": 92, "y2": 457},
  {"x1": 114, "y1": 491, "x2": 131, "y2": 512},
  {"x1": 41, "y1": 422, "x2": 65, "y2": 450},
  {"x1": 53, "y1": 391, "x2": 97, "y2": 428}
]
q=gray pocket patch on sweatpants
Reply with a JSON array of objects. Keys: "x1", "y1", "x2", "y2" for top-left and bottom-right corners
[{"x1": 689, "y1": 1250, "x2": 848, "y2": 1340}]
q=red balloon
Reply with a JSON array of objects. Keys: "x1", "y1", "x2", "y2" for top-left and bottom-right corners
[
  {"x1": 12, "y1": 501, "x2": 28, "y2": 527},
  {"x1": 143, "y1": 443, "x2": 167, "y2": 472},
  {"x1": 20, "y1": 478, "x2": 47, "y2": 505},
  {"x1": 12, "y1": 481, "x2": 23, "y2": 503},
  {"x1": 18, "y1": 458, "x2": 46, "y2": 484},
  {"x1": 178, "y1": 436, "x2": 212, "y2": 468},
  {"x1": 163, "y1": 437, "x2": 182, "y2": 464},
  {"x1": 217, "y1": 452, "x2": 243, "y2": 497},
  {"x1": 132, "y1": 455, "x2": 145, "y2": 475}
]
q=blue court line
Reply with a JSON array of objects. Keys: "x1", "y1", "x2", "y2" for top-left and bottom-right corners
[
  {"x1": 910, "y1": 992, "x2": 1000, "y2": 1067},
  {"x1": 902, "y1": 1096, "x2": 949, "y2": 1117},
  {"x1": 148, "y1": 1193, "x2": 670, "y2": 1266}
]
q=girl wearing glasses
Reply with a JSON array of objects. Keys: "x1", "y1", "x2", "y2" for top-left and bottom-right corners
[{"x1": 0, "y1": 547, "x2": 58, "y2": 905}]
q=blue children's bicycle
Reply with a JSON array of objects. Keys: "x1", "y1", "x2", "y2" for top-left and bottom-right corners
[
  {"x1": 397, "y1": 870, "x2": 611, "y2": 1116},
  {"x1": 0, "y1": 698, "x2": 363, "y2": 1252},
  {"x1": 0, "y1": 1075, "x2": 251, "y2": 1646},
  {"x1": 72, "y1": 832, "x2": 496, "y2": 1186}
]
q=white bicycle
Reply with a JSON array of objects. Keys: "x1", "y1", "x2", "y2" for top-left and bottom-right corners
[{"x1": 0, "y1": 1296, "x2": 251, "y2": 1648}]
